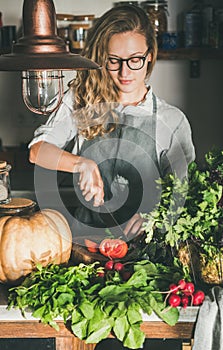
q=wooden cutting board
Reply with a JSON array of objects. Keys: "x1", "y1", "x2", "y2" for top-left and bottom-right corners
[{"x1": 71, "y1": 233, "x2": 147, "y2": 265}]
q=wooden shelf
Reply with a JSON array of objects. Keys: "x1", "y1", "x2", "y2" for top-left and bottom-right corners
[
  {"x1": 157, "y1": 48, "x2": 223, "y2": 60},
  {"x1": 1, "y1": 47, "x2": 223, "y2": 60},
  {"x1": 70, "y1": 47, "x2": 223, "y2": 61}
]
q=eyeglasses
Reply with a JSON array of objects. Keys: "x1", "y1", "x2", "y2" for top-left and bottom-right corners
[{"x1": 106, "y1": 50, "x2": 150, "y2": 71}]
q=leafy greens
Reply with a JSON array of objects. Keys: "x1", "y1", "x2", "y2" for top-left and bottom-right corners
[{"x1": 8, "y1": 260, "x2": 184, "y2": 349}]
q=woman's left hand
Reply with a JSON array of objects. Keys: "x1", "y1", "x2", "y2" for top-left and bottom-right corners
[{"x1": 123, "y1": 213, "x2": 145, "y2": 239}]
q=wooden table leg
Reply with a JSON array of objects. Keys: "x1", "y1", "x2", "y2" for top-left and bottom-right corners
[
  {"x1": 56, "y1": 337, "x2": 75, "y2": 350},
  {"x1": 56, "y1": 336, "x2": 97, "y2": 350},
  {"x1": 73, "y1": 338, "x2": 97, "y2": 350}
]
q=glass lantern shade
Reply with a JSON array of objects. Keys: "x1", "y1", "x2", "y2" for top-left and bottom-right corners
[{"x1": 22, "y1": 70, "x2": 64, "y2": 115}]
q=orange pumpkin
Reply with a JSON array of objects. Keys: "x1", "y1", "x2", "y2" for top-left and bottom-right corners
[{"x1": 0, "y1": 208, "x2": 72, "y2": 283}]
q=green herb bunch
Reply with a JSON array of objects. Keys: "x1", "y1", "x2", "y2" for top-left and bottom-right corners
[
  {"x1": 142, "y1": 149, "x2": 223, "y2": 260},
  {"x1": 8, "y1": 260, "x2": 184, "y2": 349}
]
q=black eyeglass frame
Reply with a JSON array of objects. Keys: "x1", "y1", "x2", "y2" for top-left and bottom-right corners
[{"x1": 106, "y1": 49, "x2": 150, "y2": 71}]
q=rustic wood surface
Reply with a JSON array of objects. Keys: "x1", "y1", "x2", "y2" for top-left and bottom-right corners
[{"x1": 0, "y1": 319, "x2": 195, "y2": 350}]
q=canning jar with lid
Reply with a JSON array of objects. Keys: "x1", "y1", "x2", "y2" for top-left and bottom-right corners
[
  {"x1": 141, "y1": 0, "x2": 168, "y2": 47},
  {"x1": 56, "y1": 13, "x2": 75, "y2": 46},
  {"x1": 184, "y1": 7, "x2": 202, "y2": 48},
  {"x1": 69, "y1": 15, "x2": 95, "y2": 50},
  {"x1": 0, "y1": 160, "x2": 11, "y2": 204}
]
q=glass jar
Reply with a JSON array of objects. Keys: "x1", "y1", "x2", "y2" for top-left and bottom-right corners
[
  {"x1": 141, "y1": 0, "x2": 168, "y2": 47},
  {"x1": 217, "y1": 9, "x2": 223, "y2": 48},
  {"x1": 184, "y1": 8, "x2": 202, "y2": 47},
  {"x1": 56, "y1": 13, "x2": 75, "y2": 45},
  {"x1": 0, "y1": 160, "x2": 11, "y2": 204},
  {"x1": 202, "y1": 5, "x2": 214, "y2": 47},
  {"x1": 69, "y1": 15, "x2": 95, "y2": 50},
  {"x1": 0, "y1": 197, "x2": 37, "y2": 217}
]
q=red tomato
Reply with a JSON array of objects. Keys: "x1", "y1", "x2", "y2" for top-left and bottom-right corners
[
  {"x1": 99, "y1": 238, "x2": 128, "y2": 259},
  {"x1": 84, "y1": 239, "x2": 98, "y2": 253}
]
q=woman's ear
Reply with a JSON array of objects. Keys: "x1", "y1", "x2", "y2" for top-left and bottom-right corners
[{"x1": 147, "y1": 52, "x2": 152, "y2": 63}]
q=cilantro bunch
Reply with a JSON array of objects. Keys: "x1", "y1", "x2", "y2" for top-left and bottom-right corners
[{"x1": 8, "y1": 261, "x2": 184, "y2": 349}]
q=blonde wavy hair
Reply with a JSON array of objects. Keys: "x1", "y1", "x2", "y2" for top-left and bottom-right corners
[{"x1": 71, "y1": 4, "x2": 157, "y2": 139}]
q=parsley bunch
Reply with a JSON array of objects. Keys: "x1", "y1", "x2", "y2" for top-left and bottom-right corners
[{"x1": 142, "y1": 149, "x2": 223, "y2": 260}]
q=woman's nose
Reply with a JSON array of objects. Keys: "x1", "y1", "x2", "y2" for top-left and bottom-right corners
[{"x1": 119, "y1": 61, "x2": 130, "y2": 75}]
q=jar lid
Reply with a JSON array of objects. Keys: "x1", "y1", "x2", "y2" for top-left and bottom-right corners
[
  {"x1": 113, "y1": 1, "x2": 140, "y2": 6},
  {"x1": 0, "y1": 198, "x2": 37, "y2": 216},
  {"x1": 141, "y1": 0, "x2": 167, "y2": 6},
  {"x1": 0, "y1": 161, "x2": 11, "y2": 173},
  {"x1": 0, "y1": 197, "x2": 35, "y2": 209},
  {"x1": 69, "y1": 23, "x2": 91, "y2": 29},
  {"x1": 0, "y1": 161, "x2": 7, "y2": 169},
  {"x1": 56, "y1": 13, "x2": 75, "y2": 21},
  {"x1": 72, "y1": 15, "x2": 95, "y2": 21}
]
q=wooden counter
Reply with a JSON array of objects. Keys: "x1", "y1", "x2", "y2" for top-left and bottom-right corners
[
  {"x1": 0, "y1": 284, "x2": 198, "y2": 350},
  {"x1": 0, "y1": 320, "x2": 195, "y2": 350}
]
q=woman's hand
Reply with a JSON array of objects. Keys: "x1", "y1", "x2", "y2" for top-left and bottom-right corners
[
  {"x1": 74, "y1": 157, "x2": 104, "y2": 207},
  {"x1": 123, "y1": 213, "x2": 145, "y2": 239},
  {"x1": 29, "y1": 142, "x2": 104, "y2": 207}
]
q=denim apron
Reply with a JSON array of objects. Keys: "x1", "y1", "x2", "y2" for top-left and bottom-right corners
[{"x1": 73, "y1": 94, "x2": 161, "y2": 236}]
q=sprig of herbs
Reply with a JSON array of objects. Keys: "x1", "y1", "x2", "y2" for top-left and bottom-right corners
[{"x1": 8, "y1": 261, "x2": 184, "y2": 349}]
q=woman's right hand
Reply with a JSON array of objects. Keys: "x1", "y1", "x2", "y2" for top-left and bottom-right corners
[
  {"x1": 74, "y1": 157, "x2": 104, "y2": 207},
  {"x1": 29, "y1": 142, "x2": 104, "y2": 207}
]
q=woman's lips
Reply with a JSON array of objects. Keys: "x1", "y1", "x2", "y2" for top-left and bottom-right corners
[{"x1": 119, "y1": 79, "x2": 132, "y2": 85}]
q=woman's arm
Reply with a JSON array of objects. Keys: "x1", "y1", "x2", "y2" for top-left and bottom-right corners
[
  {"x1": 158, "y1": 112, "x2": 195, "y2": 179},
  {"x1": 30, "y1": 141, "x2": 74, "y2": 172},
  {"x1": 29, "y1": 141, "x2": 104, "y2": 206}
]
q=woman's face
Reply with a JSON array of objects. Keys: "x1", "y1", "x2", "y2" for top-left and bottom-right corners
[{"x1": 107, "y1": 31, "x2": 151, "y2": 102}]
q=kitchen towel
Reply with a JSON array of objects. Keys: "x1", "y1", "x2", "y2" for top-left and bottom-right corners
[{"x1": 193, "y1": 286, "x2": 223, "y2": 350}]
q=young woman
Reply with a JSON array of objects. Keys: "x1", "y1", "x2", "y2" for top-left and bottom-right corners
[
  {"x1": 29, "y1": 4, "x2": 195, "y2": 349},
  {"x1": 29, "y1": 4, "x2": 195, "y2": 237}
]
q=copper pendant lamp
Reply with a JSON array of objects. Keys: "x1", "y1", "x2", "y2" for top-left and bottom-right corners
[
  {"x1": 0, "y1": 0, "x2": 99, "y2": 114},
  {"x1": 0, "y1": 0, "x2": 98, "y2": 70}
]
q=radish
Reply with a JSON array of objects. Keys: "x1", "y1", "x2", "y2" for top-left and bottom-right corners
[
  {"x1": 105, "y1": 260, "x2": 114, "y2": 270},
  {"x1": 181, "y1": 294, "x2": 189, "y2": 308},
  {"x1": 169, "y1": 283, "x2": 179, "y2": 294},
  {"x1": 193, "y1": 290, "x2": 205, "y2": 305},
  {"x1": 122, "y1": 271, "x2": 131, "y2": 281},
  {"x1": 168, "y1": 294, "x2": 181, "y2": 307},
  {"x1": 114, "y1": 262, "x2": 124, "y2": 271},
  {"x1": 183, "y1": 282, "x2": 195, "y2": 296},
  {"x1": 97, "y1": 271, "x2": 105, "y2": 278},
  {"x1": 178, "y1": 279, "x2": 186, "y2": 290}
]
